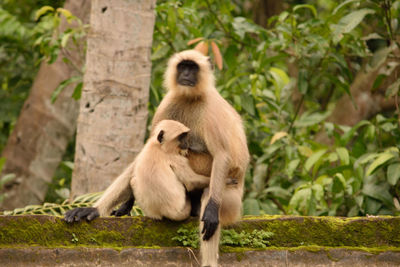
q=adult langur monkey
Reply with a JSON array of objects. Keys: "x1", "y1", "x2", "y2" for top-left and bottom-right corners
[
  {"x1": 154, "y1": 49, "x2": 249, "y2": 266},
  {"x1": 64, "y1": 50, "x2": 249, "y2": 267}
]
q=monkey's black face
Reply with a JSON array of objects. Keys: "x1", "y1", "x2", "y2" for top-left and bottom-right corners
[{"x1": 177, "y1": 60, "x2": 199, "y2": 87}]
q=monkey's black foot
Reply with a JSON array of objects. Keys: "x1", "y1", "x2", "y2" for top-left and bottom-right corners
[
  {"x1": 64, "y1": 207, "x2": 99, "y2": 223},
  {"x1": 201, "y1": 198, "x2": 220, "y2": 241},
  {"x1": 111, "y1": 197, "x2": 134, "y2": 217}
]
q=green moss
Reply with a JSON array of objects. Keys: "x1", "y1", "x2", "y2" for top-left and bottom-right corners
[{"x1": 1, "y1": 215, "x2": 400, "y2": 251}]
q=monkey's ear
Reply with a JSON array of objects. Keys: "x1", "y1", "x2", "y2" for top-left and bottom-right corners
[
  {"x1": 157, "y1": 130, "x2": 164, "y2": 143},
  {"x1": 207, "y1": 57, "x2": 214, "y2": 70}
]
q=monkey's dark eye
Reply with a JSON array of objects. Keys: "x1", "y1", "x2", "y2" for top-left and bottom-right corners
[{"x1": 177, "y1": 60, "x2": 199, "y2": 72}]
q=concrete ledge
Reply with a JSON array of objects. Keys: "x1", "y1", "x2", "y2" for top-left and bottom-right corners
[
  {"x1": 0, "y1": 247, "x2": 399, "y2": 266},
  {"x1": 1, "y1": 215, "x2": 400, "y2": 266}
]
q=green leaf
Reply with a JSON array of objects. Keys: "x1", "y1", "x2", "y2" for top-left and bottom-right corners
[
  {"x1": 293, "y1": 4, "x2": 317, "y2": 17},
  {"x1": 269, "y1": 67, "x2": 289, "y2": 102},
  {"x1": 387, "y1": 163, "x2": 400, "y2": 186},
  {"x1": 56, "y1": 8, "x2": 73, "y2": 21},
  {"x1": 241, "y1": 94, "x2": 255, "y2": 116},
  {"x1": 333, "y1": 0, "x2": 359, "y2": 15},
  {"x1": 61, "y1": 32, "x2": 72, "y2": 48},
  {"x1": 332, "y1": 173, "x2": 346, "y2": 193},
  {"x1": 366, "y1": 153, "x2": 395, "y2": 176},
  {"x1": 35, "y1": 6, "x2": 54, "y2": 21},
  {"x1": 289, "y1": 187, "x2": 312, "y2": 214},
  {"x1": 61, "y1": 161, "x2": 74, "y2": 170},
  {"x1": 385, "y1": 78, "x2": 400, "y2": 97},
  {"x1": 51, "y1": 76, "x2": 81, "y2": 103},
  {"x1": 297, "y1": 69, "x2": 308, "y2": 94},
  {"x1": 336, "y1": 147, "x2": 349, "y2": 165},
  {"x1": 0, "y1": 157, "x2": 6, "y2": 172},
  {"x1": 331, "y1": 9, "x2": 375, "y2": 44},
  {"x1": 363, "y1": 183, "x2": 393, "y2": 207},
  {"x1": 252, "y1": 163, "x2": 267, "y2": 192},
  {"x1": 232, "y1": 17, "x2": 259, "y2": 39},
  {"x1": 72, "y1": 82, "x2": 83, "y2": 100},
  {"x1": 298, "y1": 146, "x2": 313, "y2": 157},
  {"x1": 167, "y1": 7, "x2": 177, "y2": 37},
  {"x1": 243, "y1": 198, "x2": 260, "y2": 215},
  {"x1": 151, "y1": 46, "x2": 170, "y2": 61},
  {"x1": 305, "y1": 149, "x2": 327, "y2": 173},
  {"x1": 294, "y1": 111, "x2": 330, "y2": 128},
  {"x1": 287, "y1": 159, "x2": 300, "y2": 179}
]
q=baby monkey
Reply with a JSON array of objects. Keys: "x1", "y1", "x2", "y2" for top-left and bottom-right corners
[{"x1": 132, "y1": 119, "x2": 211, "y2": 220}]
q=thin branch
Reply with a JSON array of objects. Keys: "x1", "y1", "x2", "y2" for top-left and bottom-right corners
[{"x1": 270, "y1": 197, "x2": 287, "y2": 214}]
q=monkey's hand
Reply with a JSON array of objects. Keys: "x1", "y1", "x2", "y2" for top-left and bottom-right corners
[
  {"x1": 64, "y1": 207, "x2": 99, "y2": 223},
  {"x1": 111, "y1": 197, "x2": 134, "y2": 217},
  {"x1": 201, "y1": 198, "x2": 219, "y2": 241}
]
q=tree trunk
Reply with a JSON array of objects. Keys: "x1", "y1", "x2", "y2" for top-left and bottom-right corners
[
  {"x1": 70, "y1": 0, "x2": 156, "y2": 198},
  {"x1": 252, "y1": 0, "x2": 284, "y2": 27},
  {"x1": 0, "y1": 0, "x2": 90, "y2": 210}
]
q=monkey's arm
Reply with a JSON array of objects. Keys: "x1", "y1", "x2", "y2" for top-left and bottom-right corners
[
  {"x1": 64, "y1": 161, "x2": 135, "y2": 223},
  {"x1": 171, "y1": 156, "x2": 210, "y2": 191},
  {"x1": 201, "y1": 151, "x2": 230, "y2": 240}
]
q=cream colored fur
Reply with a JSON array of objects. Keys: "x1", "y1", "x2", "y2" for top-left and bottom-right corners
[
  {"x1": 132, "y1": 120, "x2": 210, "y2": 220},
  {"x1": 153, "y1": 50, "x2": 250, "y2": 267}
]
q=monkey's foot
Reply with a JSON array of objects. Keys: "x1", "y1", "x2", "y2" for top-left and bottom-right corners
[{"x1": 64, "y1": 207, "x2": 99, "y2": 223}]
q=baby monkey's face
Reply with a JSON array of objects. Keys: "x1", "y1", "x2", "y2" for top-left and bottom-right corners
[{"x1": 177, "y1": 131, "x2": 190, "y2": 156}]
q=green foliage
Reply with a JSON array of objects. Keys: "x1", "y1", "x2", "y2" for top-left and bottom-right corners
[
  {"x1": 221, "y1": 229, "x2": 274, "y2": 248},
  {"x1": 2, "y1": 190, "x2": 143, "y2": 217},
  {"x1": 2, "y1": 0, "x2": 400, "y2": 218},
  {"x1": 172, "y1": 225, "x2": 274, "y2": 249},
  {"x1": 2, "y1": 192, "x2": 102, "y2": 216},
  {"x1": 172, "y1": 226, "x2": 199, "y2": 248},
  {"x1": 0, "y1": 157, "x2": 15, "y2": 205},
  {"x1": 151, "y1": 0, "x2": 400, "y2": 217},
  {"x1": 0, "y1": 1, "x2": 65, "y2": 152}
]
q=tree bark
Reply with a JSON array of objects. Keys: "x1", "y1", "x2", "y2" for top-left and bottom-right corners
[
  {"x1": 0, "y1": 0, "x2": 90, "y2": 210},
  {"x1": 70, "y1": 0, "x2": 156, "y2": 198},
  {"x1": 252, "y1": 0, "x2": 284, "y2": 27}
]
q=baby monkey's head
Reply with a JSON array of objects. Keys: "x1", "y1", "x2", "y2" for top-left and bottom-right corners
[{"x1": 153, "y1": 120, "x2": 190, "y2": 155}]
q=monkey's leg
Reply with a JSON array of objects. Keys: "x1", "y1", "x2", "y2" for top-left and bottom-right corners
[
  {"x1": 219, "y1": 187, "x2": 242, "y2": 226},
  {"x1": 199, "y1": 188, "x2": 220, "y2": 267},
  {"x1": 132, "y1": 167, "x2": 191, "y2": 221},
  {"x1": 188, "y1": 188, "x2": 204, "y2": 217},
  {"x1": 111, "y1": 196, "x2": 135, "y2": 216},
  {"x1": 65, "y1": 162, "x2": 136, "y2": 223},
  {"x1": 199, "y1": 187, "x2": 243, "y2": 267}
]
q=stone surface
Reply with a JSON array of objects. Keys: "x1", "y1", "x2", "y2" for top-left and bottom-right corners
[
  {"x1": 0, "y1": 247, "x2": 399, "y2": 266},
  {"x1": 1, "y1": 215, "x2": 400, "y2": 266}
]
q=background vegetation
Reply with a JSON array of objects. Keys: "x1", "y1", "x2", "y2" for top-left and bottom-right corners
[{"x1": 1, "y1": 0, "x2": 400, "y2": 217}]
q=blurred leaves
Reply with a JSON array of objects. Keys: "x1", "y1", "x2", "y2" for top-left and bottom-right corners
[{"x1": 2, "y1": 0, "x2": 400, "y2": 217}]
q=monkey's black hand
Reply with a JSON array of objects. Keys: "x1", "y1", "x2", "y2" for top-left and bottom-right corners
[
  {"x1": 201, "y1": 198, "x2": 219, "y2": 241},
  {"x1": 111, "y1": 197, "x2": 134, "y2": 217},
  {"x1": 64, "y1": 207, "x2": 99, "y2": 223}
]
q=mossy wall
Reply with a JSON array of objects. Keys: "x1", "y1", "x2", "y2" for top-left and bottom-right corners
[{"x1": 1, "y1": 215, "x2": 400, "y2": 250}]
